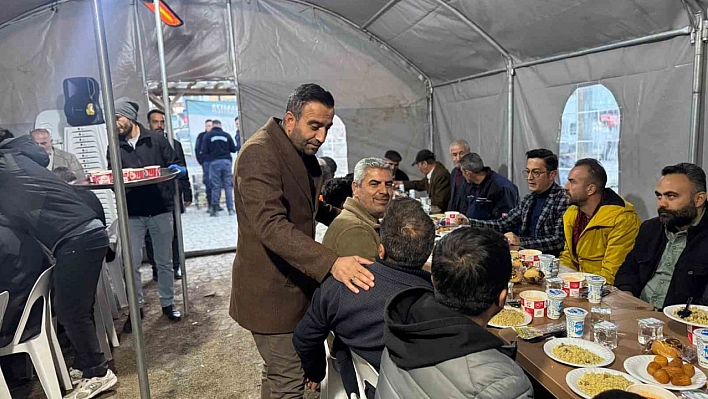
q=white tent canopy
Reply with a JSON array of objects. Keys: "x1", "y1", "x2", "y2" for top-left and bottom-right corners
[{"x1": 0, "y1": 0, "x2": 706, "y2": 220}]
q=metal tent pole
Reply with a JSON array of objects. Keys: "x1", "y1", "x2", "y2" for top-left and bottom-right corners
[
  {"x1": 428, "y1": 81, "x2": 434, "y2": 150},
  {"x1": 152, "y1": 0, "x2": 190, "y2": 316},
  {"x1": 690, "y1": 14, "x2": 706, "y2": 165},
  {"x1": 133, "y1": 0, "x2": 150, "y2": 104},
  {"x1": 507, "y1": 67, "x2": 515, "y2": 183},
  {"x1": 89, "y1": 0, "x2": 151, "y2": 398},
  {"x1": 225, "y1": 0, "x2": 243, "y2": 126}
]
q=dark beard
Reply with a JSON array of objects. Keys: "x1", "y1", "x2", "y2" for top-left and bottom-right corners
[{"x1": 658, "y1": 204, "x2": 697, "y2": 230}]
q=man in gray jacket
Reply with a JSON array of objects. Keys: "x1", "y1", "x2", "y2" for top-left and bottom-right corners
[{"x1": 376, "y1": 227, "x2": 533, "y2": 399}]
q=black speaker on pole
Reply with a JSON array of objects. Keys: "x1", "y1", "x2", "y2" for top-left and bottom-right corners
[{"x1": 63, "y1": 77, "x2": 104, "y2": 126}]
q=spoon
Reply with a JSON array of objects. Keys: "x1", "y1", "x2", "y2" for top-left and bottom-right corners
[{"x1": 678, "y1": 297, "x2": 693, "y2": 319}]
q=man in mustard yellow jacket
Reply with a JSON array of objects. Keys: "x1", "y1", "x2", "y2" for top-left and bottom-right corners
[{"x1": 560, "y1": 159, "x2": 640, "y2": 284}]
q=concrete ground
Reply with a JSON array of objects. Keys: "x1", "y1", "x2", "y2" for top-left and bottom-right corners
[
  {"x1": 10, "y1": 253, "x2": 321, "y2": 399},
  {"x1": 181, "y1": 205, "x2": 237, "y2": 252}
]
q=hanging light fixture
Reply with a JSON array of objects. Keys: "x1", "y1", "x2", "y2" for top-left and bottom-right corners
[{"x1": 141, "y1": 0, "x2": 183, "y2": 27}]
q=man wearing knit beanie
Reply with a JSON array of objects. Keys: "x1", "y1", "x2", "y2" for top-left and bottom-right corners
[{"x1": 107, "y1": 97, "x2": 186, "y2": 333}]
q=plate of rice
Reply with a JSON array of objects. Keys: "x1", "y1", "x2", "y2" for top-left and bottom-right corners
[
  {"x1": 488, "y1": 307, "x2": 532, "y2": 328},
  {"x1": 663, "y1": 304, "x2": 708, "y2": 328},
  {"x1": 566, "y1": 368, "x2": 641, "y2": 399},
  {"x1": 544, "y1": 338, "x2": 615, "y2": 368}
]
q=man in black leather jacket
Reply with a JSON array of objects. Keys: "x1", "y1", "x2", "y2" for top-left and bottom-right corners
[{"x1": 614, "y1": 163, "x2": 708, "y2": 309}]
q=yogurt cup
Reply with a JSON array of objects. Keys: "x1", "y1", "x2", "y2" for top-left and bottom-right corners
[
  {"x1": 689, "y1": 324, "x2": 705, "y2": 345},
  {"x1": 564, "y1": 307, "x2": 588, "y2": 338},
  {"x1": 92, "y1": 171, "x2": 113, "y2": 184},
  {"x1": 586, "y1": 275, "x2": 606, "y2": 304},
  {"x1": 445, "y1": 211, "x2": 460, "y2": 225},
  {"x1": 559, "y1": 272, "x2": 585, "y2": 298},
  {"x1": 144, "y1": 165, "x2": 161, "y2": 178},
  {"x1": 546, "y1": 289, "x2": 567, "y2": 320},
  {"x1": 124, "y1": 168, "x2": 146, "y2": 181},
  {"x1": 693, "y1": 328, "x2": 708, "y2": 368},
  {"x1": 520, "y1": 290, "x2": 548, "y2": 318},
  {"x1": 519, "y1": 249, "x2": 542, "y2": 268}
]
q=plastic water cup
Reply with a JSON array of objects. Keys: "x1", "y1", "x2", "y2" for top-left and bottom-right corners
[
  {"x1": 694, "y1": 328, "x2": 708, "y2": 368},
  {"x1": 638, "y1": 318, "x2": 664, "y2": 345},
  {"x1": 546, "y1": 289, "x2": 567, "y2": 320},
  {"x1": 586, "y1": 275, "x2": 606, "y2": 304},
  {"x1": 594, "y1": 321, "x2": 619, "y2": 350},
  {"x1": 408, "y1": 189, "x2": 416, "y2": 198},
  {"x1": 564, "y1": 307, "x2": 588, "y2": 338},
  {"x1": 539, "y1": 254, "x2": 555, "y2": 278}
]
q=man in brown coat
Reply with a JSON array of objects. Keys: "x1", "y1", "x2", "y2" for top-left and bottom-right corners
[
  {"x1": 230, "y1": 84, "x2": 375, "y2": 399},
  {"x1": 399, "y1": 149, "x2": 451, "y2": 212},
  {"x1": 323, "y1": 157, "x2": 394, "y2": 260}
]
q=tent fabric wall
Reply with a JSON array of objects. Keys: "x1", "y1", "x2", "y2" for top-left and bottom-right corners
[
  {"x1": 137, "y1": 0, "x2": 232, "y2": 82},
  {"x1": 433, "y1": 73, "x2": 508, "y2": 175},
  {"x1": 0, "y1": 0, "x2": 144, "y2": 133},
  {"x1": 450, "y1": 0, "x2": 688, "y2": 64},
  {"x1": 512, "y1": 36, "x2": 693, "y2": 220},
  {"x1": 231, "y1": 0, "x2": 429, "y2": 175}
]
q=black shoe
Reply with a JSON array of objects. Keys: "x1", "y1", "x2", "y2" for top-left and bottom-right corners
[
  {"x1": 162, "y1": 305, "x2": 182, "y2": 321},
  {"x1": 174, "y1": 268, "x2": 182, "y2": 280},
  {"x1": 218, "y1": 206, "x2": 224, "y2": 211},
  {"x1": 123, "y1": 308, "x2": 144, "y2": 334},
  {"x1": 228, "y1": 210, "x2": 236, "y2": 216}
]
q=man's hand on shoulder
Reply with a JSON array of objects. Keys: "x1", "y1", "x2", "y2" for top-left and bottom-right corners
[{"x1": 331, "y1": 256, "x2": 375, "y2": 294}]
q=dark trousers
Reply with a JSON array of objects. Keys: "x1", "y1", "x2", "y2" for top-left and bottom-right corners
[
  {"x1": 332, "y1": 338, "x2": 360, "y2": 397},
  {"x1": 252, "y1": 332, "x2": 305, "y2": 399},
  {"x1": 209, "y1": 159, "x2": 234, "y2": 212},
  {"x1": 202, "y1": 161, "x2": 212, "y2": 206},
  {"x1": 53, "y1": 228, "x2": 109, "y2": 378}
]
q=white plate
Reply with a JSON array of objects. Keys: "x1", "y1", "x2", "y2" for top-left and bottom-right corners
[
  {"x1": 543, "y1": 338, "x2": 615, "y2": 368},
  {"x1": 566, "y1": 368, "x2": 642, "y2": 399},
  {"x1": 487, "y1": 307, "x2": 532, "y2": 328},
  {"x1": 623, "y1": 355, "x2": 707, "y2": 391},
  {"x1": 663, "y1": 304, "x2": 708, "y2": 328}
]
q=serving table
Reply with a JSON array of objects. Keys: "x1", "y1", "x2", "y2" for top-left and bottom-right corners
[{"x1": 493, "y1": 268, "x2": 706, "y2": 398}]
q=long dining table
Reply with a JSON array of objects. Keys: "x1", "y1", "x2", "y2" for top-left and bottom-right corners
[{"x1": 490, "y1": 267, "x2": 707, "y2": 398}]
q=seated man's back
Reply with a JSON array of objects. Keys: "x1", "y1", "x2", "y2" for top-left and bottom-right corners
[
  {"x1": 0, "y1": 222, "x2": 51, "y2": 347},
  {"x1": 376, "y1": 227, "x2": 533, "y2": 399},
  {"x1": 293, "y1": 197, "x2": 435, "y2": 384},
  {"x1": 377, "y1": 288, "x2": 531, "y2": 399}
]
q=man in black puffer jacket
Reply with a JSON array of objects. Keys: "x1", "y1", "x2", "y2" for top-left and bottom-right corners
[
  {"x1": 106, "y1": 98, "x2": 185, "y2": 333},
  {"x1": 0, "y1": 130, "x2": 117, "y2": 399}
]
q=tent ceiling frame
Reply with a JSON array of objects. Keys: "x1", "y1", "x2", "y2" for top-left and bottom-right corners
[
  {"x1": 361, "y1": 0, "x2": 400, "y2": 29},
  {"x1": 0, "y1": 0, "x2": 72, "y2": 32},
  {"x1": 433, "y1": 26, "x2": 693, "y2": 88},
  {"x1": 288, "y1": 0, "x2": 435, "y2": 148},
  {"x1": 289, "y1": 0, "x2": 431, "y2": 84},
  {"x1": 432, "y1": 0, "x2": 512, "y2": 66}
]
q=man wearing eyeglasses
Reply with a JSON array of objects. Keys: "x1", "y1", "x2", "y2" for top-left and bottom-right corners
[{"x1": 460, "y1": 149, "x2": 568, "y2": 256}]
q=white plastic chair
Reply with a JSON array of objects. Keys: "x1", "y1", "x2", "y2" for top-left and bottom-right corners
[
  {"x1": 320, "y1": 341, "x2": 350, "y2": 399},
  {"x1": 0, "y1": 267, "x2": 71, "y2": 398},
  {"x1": 0, "y1": 291, "x2": 13, "y2": 398},
  {"x1": 351, "y1": 351, "x2": 378, "y2": 398}
]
